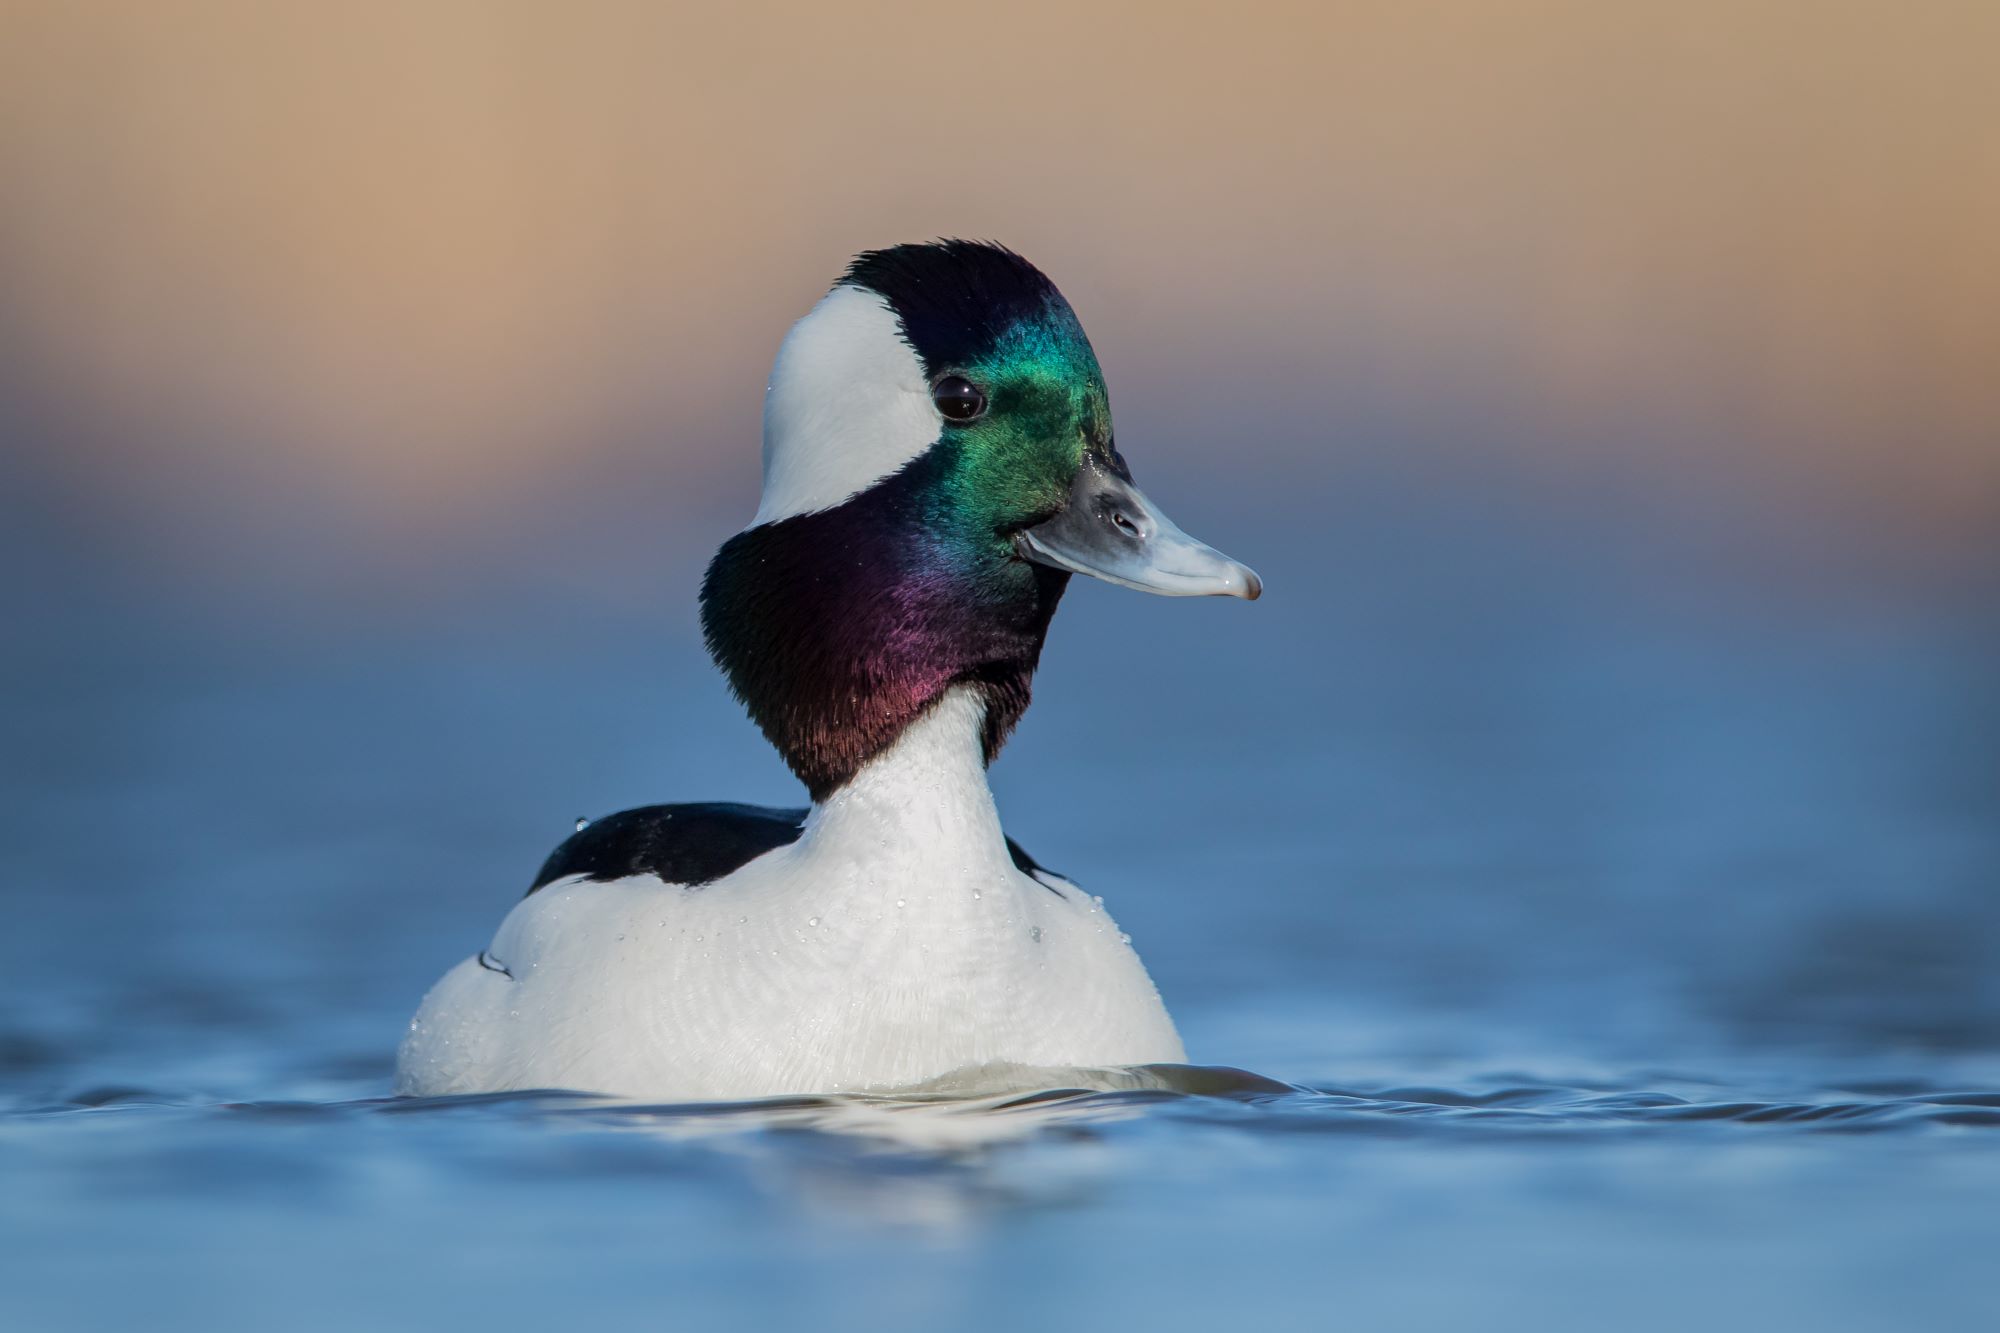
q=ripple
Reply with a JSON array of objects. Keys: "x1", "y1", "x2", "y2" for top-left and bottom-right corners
[
  {"x1": 6, "y1": 1058, "x2": 1995, "y2": 1330},
  {"x1": 13, "y1": 1064, "x2": 1999, "y2": 1145},
  {"x1": 184, "y1": 1066, "x2": 2000, "y2": 1145}
]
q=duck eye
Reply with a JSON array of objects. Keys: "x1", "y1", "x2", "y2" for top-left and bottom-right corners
[{"x1": 931, "y1": 375, "x2": 986, "y2": 422}]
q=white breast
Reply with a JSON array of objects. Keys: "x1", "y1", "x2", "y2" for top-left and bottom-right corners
[{"x1": 396, "y1": 690, "x2": 1185, "y2": 1100}]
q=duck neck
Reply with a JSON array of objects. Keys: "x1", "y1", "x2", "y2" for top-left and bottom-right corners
[
  {"x1": 700, "y1": 456, "x2": 1071, "y2": 802},
  {"x1": 797, "y1": 687, "x2": 1011, "y2": 874}
]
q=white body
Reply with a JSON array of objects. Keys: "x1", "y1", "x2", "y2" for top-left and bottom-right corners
[{"x1": 397, "y1": 690, "x2": 1185, "y2": 1100}]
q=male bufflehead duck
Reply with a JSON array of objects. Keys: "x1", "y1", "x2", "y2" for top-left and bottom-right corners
[{"x1": 397, "y1": 241, "x2": 1259, "y2": 1101}]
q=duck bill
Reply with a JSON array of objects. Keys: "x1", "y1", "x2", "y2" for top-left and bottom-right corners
[{"x1": 1014, "y1": 456, "x2": 1262, "y2": 600}]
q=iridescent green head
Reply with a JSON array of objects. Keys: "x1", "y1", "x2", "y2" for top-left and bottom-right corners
[
  {"x1": 706, "y1": 240, "x2": 1259, "y2": 800},
  {"x1": 888, "y1": 272, "x2": 1111, "y2": 562}
]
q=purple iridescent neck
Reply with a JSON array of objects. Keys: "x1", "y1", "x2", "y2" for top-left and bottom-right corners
[{"x1": 700, "y1": 453, "x2": 1070, "y2": 802}]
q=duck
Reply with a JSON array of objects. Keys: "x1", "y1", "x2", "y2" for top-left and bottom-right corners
[{"x1": 396, "y1": 240, "x2": 1260, "y2": 1101}]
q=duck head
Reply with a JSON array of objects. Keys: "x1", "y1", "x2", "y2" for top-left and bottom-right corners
[{"x1": 702, "y1": 240, "x2": 1260, "y2": 801}]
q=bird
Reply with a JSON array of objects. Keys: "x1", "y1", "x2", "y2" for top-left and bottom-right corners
[{"x1": 396, "y1": 240, "x2": 1260, "y2": 1101}]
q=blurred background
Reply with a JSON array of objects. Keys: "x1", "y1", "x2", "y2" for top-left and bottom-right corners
[
  {"x1": 4, "y1": 0, "x2": 1997, "y2": 1078},
  {"x1": 1, "y1": 3, "x2": 1998, "y2": 1324}
]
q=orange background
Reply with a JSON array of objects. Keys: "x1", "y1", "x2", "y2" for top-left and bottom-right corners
[{"x1": 3, "y1": 1, "x2": 1995, "y2": 593}]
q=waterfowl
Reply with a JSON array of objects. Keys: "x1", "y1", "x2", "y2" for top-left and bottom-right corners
[{"x1": 397, "y1": 241, "x2": 1260, "y2": 1101}]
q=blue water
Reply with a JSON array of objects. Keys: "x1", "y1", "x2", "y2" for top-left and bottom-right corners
[{"x1": 3, "y1": 475, "x2": 1998, "y2": 1330}]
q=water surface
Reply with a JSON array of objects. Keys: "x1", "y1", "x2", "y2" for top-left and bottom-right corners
[{"x1": 3, "y1": 502, "x2": 1996, "y2": 1331}]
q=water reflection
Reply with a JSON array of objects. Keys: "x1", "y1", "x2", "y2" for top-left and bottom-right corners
[{"x1": 7, "y1": 1057, "x2": 1996, "y2": 1326}]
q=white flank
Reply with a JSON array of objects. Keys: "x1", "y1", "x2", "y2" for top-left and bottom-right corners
[
  {"x1": 397, "y1": 689, "x2": 1186, "y2": 1100},
  {"x1": 751, "y1": 284, "x2": 942, "y2": 526}
]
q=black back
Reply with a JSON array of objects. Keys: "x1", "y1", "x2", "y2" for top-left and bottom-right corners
[
  {"x1": 528, "y1": 802, "x2": 1064, "y2": 895},
  {"x1": 529, "y1": 803, "x2": 806, "y2": 893}
]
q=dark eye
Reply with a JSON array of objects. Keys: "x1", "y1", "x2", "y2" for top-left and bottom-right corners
[{"x1": 931, "y1": 375, "x2": 986, "y2": 422}]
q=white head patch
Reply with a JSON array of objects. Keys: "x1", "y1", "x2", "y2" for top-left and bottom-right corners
[{"x1": 752, "y1": 284, "x2": 943, "y2": 526}]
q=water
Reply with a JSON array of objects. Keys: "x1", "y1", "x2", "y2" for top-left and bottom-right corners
[
  {"x1": 3, "y1": 487, "x2": 1998, "y2": 1330},
  {"x1": 6, "y1": 1062, "x2": 1998, "y2": 1329}
]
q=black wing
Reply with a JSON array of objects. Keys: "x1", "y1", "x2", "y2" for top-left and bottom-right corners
[
  {"x1": 528, "y1": 803, "x2": 808, "y2": 893},
  {"x1": 528, "y1": 802, "x2": 1068, "y2": 896},
  {"x1": 1003, "y1": 836, "x2": 1071, "y2": 896}
]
